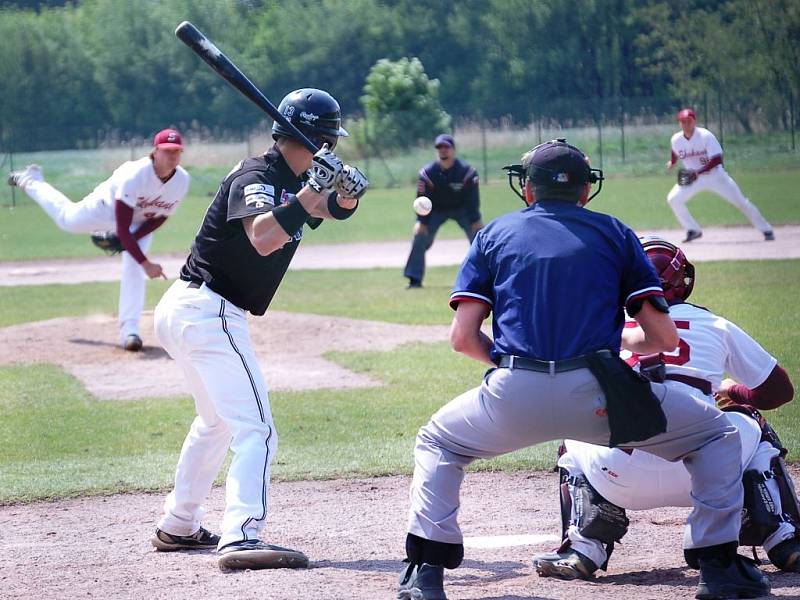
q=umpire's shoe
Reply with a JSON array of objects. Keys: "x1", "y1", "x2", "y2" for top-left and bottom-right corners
[
  {"x1": 695, "y1": 553, "x2": 770, "y2": 599},
  {"x1": 533, "y1": 548, "x2": 597, "y2": 580},
  {"x1": 397, "y1": 562, "x2": 447, "y2": 600},
  {"x1": 767, "y1": 537, "x2": 800, "y2": 572},
  {"x1": 151, "y1": 526, "x2": 219, "y2": 551},
  {"x1": 217, "y1": 539, "x2": 309, "y2": 571}
]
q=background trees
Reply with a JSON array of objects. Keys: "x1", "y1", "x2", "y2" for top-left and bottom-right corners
[{"x1": 0, "y1": 0, "x2": 796, "y2": 151}]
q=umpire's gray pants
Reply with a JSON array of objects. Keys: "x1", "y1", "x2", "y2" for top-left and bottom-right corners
[{"x1": 407, "y1": 366, "x2": 743, "y2": 550}]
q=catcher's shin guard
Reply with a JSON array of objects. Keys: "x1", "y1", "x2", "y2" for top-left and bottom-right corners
[{"x1": 559, "y1": 472, "x2": 629, "y2": 570}]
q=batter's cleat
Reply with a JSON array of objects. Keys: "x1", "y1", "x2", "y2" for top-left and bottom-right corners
[
  {"x1": 123, "y1": 334, "x2": 143, "y2": 352},
  {"x1": 695, "y1": 554, "x2": 770, "y2": 600},
  {"x1": 682, "y1": 230, "x2": 703, "y2": 243},
  {"x1": 7, "y1": 164, "x2": 43, "y2": 190},
  {"x1": 764, "y1": 231, "x2": 775, "y2": 241},
  {"x1": 151, "y1": 526, "x2": 219, "y2": 551},
  {"x1": 767, "y1": 537, "x2": 800, "y2": 572},
  {"x1": 533, "y1": 548, "x2": 597, "y2": 580},
  {"x1": 217, "y1": 539, "x2": 309, "y2": 571},
  {"x1": 397, "y1": 562, "x2": 447, "y2": 600}
]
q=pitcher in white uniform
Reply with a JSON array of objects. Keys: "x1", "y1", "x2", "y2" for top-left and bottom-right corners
[
  {"x1": 533, "y1": 236, "x2": 796, "y2": 583},
  {"x1": 665, "y1": 108, "x2": 774, "y2": 243},
  {"x1": 7, "y1": 129, "x2": 190, "y2": 350}
]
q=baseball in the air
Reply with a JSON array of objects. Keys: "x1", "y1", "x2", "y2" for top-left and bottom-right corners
[{"x1": 413, "y1": 196, "x2": 432, "y2": 216}]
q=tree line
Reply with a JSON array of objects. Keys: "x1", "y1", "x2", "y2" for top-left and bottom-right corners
[{"x1": 0, "y1": 0, "x2": 797, "y2": 151}]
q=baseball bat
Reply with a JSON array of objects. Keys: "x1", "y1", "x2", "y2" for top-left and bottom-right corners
[{"x1": 174, "y1": 21, "x2": 318, "y2": 154}]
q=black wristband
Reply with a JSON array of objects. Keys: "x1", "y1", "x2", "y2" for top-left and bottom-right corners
[
  {"x1": 327, "y1": 191, "x2": 358, "y2": 220},
  {"x1": 271, "y1": 197, "x2": 310, "y2": 235}
]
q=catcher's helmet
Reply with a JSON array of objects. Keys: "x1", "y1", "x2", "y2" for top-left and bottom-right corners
[
  {"x1": 641, "y1": 236, "x2": 695, "y2": 305},
  {"x1": 272, "y1": 88, "x2": 348, "y2": 150}
]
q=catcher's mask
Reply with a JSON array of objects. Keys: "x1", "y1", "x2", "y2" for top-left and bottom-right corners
[
  {"x1": 640, "y1": 236, "x2": 695, "y2": 305},
  {"x1": 502, "y1": 138, "x2": 604, "y2": 206}
]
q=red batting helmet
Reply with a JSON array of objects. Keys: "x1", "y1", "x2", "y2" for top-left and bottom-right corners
[{"x1": 640, "y1": 236, "x2": 695, "y2": 305}]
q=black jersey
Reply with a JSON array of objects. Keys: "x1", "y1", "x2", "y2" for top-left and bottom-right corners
[
  {"x1": 181, "y1": 145, "x2": 304, "y2": 315},
  {"x1": 417, "y1": 158, "x2": 480, "y2": 217}
]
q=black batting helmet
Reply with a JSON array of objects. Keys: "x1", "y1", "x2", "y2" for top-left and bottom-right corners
[{"x1": 272, "y1": 88, "x2": 349, "y2": 150}]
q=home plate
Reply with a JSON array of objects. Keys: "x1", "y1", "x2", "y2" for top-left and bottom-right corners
[{"x1": 464, "y1": 533, "x2": 559, "y2": 549}]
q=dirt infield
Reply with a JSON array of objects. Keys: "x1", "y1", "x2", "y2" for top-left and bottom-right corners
[{"x1": 4, "y1": 469, "x2": 798, "y2": 600}]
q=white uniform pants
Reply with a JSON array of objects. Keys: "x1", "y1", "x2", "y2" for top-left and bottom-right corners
[
  {"x1": 23, "y1": 180, "x2": 152, "y2": 342},
  {"x1": 561, "y1": 410, "x2": 795, "y2": 567},
  {"x1": 154, "y1": 280, "x2": 277, "y2": 549},
  {"x1": 666, "y1": 167, "x2": 772, "y2": 233}
]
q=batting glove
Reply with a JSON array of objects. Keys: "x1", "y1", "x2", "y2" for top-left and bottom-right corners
[
  {"x1": 307, "y1": 143, "x2": 343, "y2": 192},
  {"x1": 335, "y1": 165, "x2": 369, "y2": 199}
]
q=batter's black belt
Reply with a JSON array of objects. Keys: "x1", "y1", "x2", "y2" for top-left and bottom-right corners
[{"x1": 496, "y1": 350, "x2": 614, "y2": 374}]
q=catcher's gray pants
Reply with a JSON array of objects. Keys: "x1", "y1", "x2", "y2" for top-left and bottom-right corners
[
  {"x1": 407, "y1": 366, "x2": 743, "y2": 551},
  {"x1": 666, "y1": 167, "x2": 772, "y2": 234}
]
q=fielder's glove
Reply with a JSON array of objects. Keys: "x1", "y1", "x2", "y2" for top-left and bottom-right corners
[
  {"x1": 335, "y1": 165, "x2": 369, "y2": 200},
  {"x1": 677, "y1": 168, "x2": 697, "y2": 186},
  {"x1": 91, "y1": 231, "x2": 124, "y2": 255}
]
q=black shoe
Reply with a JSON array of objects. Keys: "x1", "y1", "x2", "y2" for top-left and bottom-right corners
[
  {"x1": 768, "y1": 537, "x2": 800, "y2": 572},
  {"x1": 123, "y1": 334, "x2": 143, "y2": 352},
  {"x1": 683, "y1": 230, "x2": 703, "y2": 243},
  {"x1": 217, "y1": 539, "x2": 309, "y2": 570},
  {"x1": 151, "y1": 526, "x2": 219, "y2": 551},
  {"x1": 696, "y1": 554, "x2": 770, "y2": 599},
  {"x1": 764, "y1": 231, "x2": 775, "y2": 241},
  {"x1": 406, "y1": 278, "x2": 422, "y2": 289},
  {"x1": 533, "y1": 548, "x2": 598, "y2": 580},
  {"x1": 397, "y1": 562, "x2": 446, "y2": 600}
]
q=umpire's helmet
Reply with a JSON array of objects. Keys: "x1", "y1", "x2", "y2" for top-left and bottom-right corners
[
  {"x1": 272, "y1": 88, "x2": 349, "y2": 150},
  {"x1": 641, "y1": 236, "x2": 695, "y2": 305}
]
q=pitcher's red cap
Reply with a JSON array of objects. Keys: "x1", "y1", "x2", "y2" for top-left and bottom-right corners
[
  {"x1": 153, "y1": 128, "x2": 183, "y2": 149},
  {"x1": 677, "y1": 108, "x2": 696, "y2": 121}
]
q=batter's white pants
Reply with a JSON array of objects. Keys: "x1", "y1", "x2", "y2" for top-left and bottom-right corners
[
  {"x1": 666, "y1": 167, "x2": 773, "y2": 234},
  {"x1": 22, "y1": 180, "x2": 152, "y2": 342},
  {"x1": 154, "y1": 280, "x2": 277, "y2": 549},
  {"x1": 561, "y1": 410, "x2": 795, "y2": 568}
]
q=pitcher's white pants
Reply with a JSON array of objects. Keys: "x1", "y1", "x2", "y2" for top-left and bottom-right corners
[
  {"x1": 23, "y1": 180, "x2": 151, "y2": 342},
  {"x1": 154, "y1": 280, "x2": 277, "y2": 549},
  {"x1": 666, "y1": 167, "x2": 772, "y2": 234}
]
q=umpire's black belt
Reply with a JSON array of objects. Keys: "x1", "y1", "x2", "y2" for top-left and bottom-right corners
[{"x1": 497, "y1": 350, "x2": 614, "y2": 375}]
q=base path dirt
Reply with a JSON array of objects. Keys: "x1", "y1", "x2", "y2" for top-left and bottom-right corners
[
  {"x1": 1, "y1": 225, "x2": 798, "y2": 287},
  {"x1": 3, "y1": 469, "x2": 798, "y2": 600}
]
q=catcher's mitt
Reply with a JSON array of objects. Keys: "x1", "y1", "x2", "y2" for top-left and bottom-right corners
[
  {"x1": 677, "y1": 168, "x2": 697, "y2": 186},
  {"x1": 91, "y1": 231, "x2": 124, "y2": 255}
]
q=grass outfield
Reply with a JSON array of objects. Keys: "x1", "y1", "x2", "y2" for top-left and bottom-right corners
[
  {"x1": 0, "y1": 260, "x2": 798, "y2": 502},
  {"x1": 1, "y1": 169, "x2": 799, "y2": 261}
]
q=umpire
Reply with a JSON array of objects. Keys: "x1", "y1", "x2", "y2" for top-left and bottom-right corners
[
  {"x1": 403, "y1": 134, "x2": 482, "y2": 288},
  {"x1": 150, "y1": 88, "x2": 368, "y2": 571},
  {"x1": 397, "y1": 139, "x2": 769, "y2": 600}
]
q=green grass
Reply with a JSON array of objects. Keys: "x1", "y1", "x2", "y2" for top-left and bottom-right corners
[{"x1": 0, "y1": 260, "x2": 798, "y2": 502}]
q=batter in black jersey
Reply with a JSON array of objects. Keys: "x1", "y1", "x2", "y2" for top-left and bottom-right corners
[
  {"x1": 403, "y1": 134, "x2": 482, "y2": 288},
  {"x1": 150, "y1": 88, "x2": 368, "y2": 571}
]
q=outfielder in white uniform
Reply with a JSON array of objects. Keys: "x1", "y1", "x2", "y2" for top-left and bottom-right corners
[
  {"x1": 666, "y1": 108, "x2": 773, "y2": 243},
  {"x1": 534, "y1": 237, "x2": 796, "y2": 583},
  {"x1": 7, "y1": 129, "x2": 189, "y2": 351}
]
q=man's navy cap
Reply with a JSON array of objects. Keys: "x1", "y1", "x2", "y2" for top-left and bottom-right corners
[
  {"x1": 434, "y1": 134, "x2": 455, "y2": 148},
  {"x1": 525, "y1": 139, "x2": 591, "y2": 186}
]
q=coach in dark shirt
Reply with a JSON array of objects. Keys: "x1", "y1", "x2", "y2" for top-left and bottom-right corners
[
  {"x1": 403, "y1": 134, "x2": 482, "y2": 288},
  {"x1": 150, "y1": 89, "x2": 368, "y2": 571}
]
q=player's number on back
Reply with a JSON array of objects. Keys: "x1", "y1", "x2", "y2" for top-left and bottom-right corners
[{"x1": 629, "y1": 320, "x2": 691, "y2": 366}]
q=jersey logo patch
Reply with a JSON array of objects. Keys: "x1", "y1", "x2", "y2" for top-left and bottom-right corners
[{"x1": 244, "y1": 183, "x2": 275, "y2": 208}]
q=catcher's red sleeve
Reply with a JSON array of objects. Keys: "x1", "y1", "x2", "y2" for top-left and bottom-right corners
[{"x1": 728, "y1": 365, "x2": 794, "y2": 410}]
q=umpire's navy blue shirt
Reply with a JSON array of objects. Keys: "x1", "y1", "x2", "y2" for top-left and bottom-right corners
[{"x1": 450, "y1": 199, "x2": 664, "y2": 362}]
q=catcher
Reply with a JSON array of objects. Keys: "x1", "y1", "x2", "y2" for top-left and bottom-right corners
[
  {"x1": 533, "y1": 236, "x2": 796, "y2": 591},
  {"x1": 8, "y1": 129, "x2": 189, "y2": 351}
]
